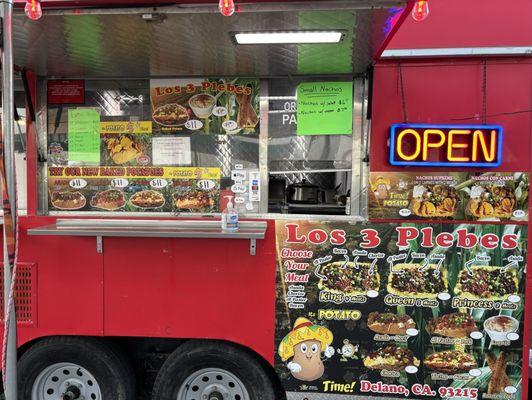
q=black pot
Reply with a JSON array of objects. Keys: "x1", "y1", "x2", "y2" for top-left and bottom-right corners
[{"x1": 287, "y1": 180, "x2": 320, "y2": 204}]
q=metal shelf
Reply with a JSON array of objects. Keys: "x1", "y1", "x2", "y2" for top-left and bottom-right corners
[{"x1": 28, "y1": 219, "x2": 267, "y2": 255}]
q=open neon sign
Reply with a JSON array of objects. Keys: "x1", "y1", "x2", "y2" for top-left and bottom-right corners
[{"x1": 389, "y1": 124, "x2": 503, "y2": 167}]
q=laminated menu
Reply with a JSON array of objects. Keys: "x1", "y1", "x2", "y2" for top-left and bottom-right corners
[
  {"x1": 275, "y1": 220, "x2": 527, "y2": 399},
  {"x1": 369, "y1": 172, "x2": 529, "y2": 222},
  {"x1": 150, "y1": 78, "x2": 260, "y2": 135},
  {"x1": 47, "y1": 166, "x2": 220, "y2": 213}
]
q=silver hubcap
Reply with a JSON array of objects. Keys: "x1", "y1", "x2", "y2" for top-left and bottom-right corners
[
  {"x1": 32, "y1": 362, "x2": 102, "y2": 400},
  {"x1": 177, "y1": 368, "x2": 250, "y2": 400}
]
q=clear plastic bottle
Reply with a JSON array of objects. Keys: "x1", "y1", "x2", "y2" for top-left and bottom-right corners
[{"x1": 221, "y1": 195, "x2": 239, "y2": 232}]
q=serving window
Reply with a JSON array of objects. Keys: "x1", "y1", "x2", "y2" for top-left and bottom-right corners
[{"x1": 40, "y1": 77, "x2": 368, "y2": 218}]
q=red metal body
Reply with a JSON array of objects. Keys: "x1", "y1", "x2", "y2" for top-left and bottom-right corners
[
  {"x1": 386, "y1": 0, "x2": 532, "y2": 50},
  {"x1": 11, "y1": 217, "x2": 278, "y2": 364},
  {"x1": 1, "y1": 2, "x2": 530, "y2": 398},
  {"x1": 371, "y1": 57, "x2": 532, "y2": 399}
]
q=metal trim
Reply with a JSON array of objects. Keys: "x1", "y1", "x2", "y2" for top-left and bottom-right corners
[
  {"x1": 259, "y1": 79, "x2": 269, "y2": 213},
  {"x1": 350, "y1": 78, "x2": 364, "y2": 216},
  {"x1": 32, "y1": 1, "x2": 406, "y2": 16},
  {"x1": 28, "y1": 225, "x2": 267, "y2": 240},
  {"x1": 55, "y1": 218, "x2": 267, "y2": 230},
  {"x1": 36, "y1": 78, "x2": 48, "y2": 215},
  {"x1": 250, "y1": 238, "x2": 257, "y2": 256},
  {"x1": 47, "y1": 211, "x2": 366, "y2": 222},
  {"x1": 2, "y1": 0, "x2": 19, "y2": 396},
  {"x1": 381, "y1": 47, "x2": 532, "y2": 58},
  {"x1": 96, "y1": 236, "x2": 103, "y2": 254}
]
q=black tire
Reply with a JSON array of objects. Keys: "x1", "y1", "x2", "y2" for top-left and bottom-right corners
[
  {"x1": 18, "y1": 336, "x2": 135, "y2": 400},
  {"x1": 152, "y1": 340, "x2": 275, "y2": 400}
]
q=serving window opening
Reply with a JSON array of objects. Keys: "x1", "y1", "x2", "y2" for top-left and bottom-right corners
[{"x1": 39, "y1": 77, "x2": 369, "y2": 218}]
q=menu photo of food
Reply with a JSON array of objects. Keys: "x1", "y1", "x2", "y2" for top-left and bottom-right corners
[
  {"x1": 50, "y1": 190, "x2": 87, "y2": 211},
  {"x1": 152, "y1": 103, "x2": 190, "y2": 128},
  {"x1": 128, "y1": 189, "x2": 166, "y2": 210},
  {"x1": 426, "y1": 312, "x2": 478, "y2": 338},
  {"x1": 316, "y1": 261, "x2": 380, "y2": 296},
  {"x1": 463, "y1": 173, "x2": 529, "y2": 222},
  {"x1": 484, "y1": 350, "x2": 522, "y2": 397},
  {"x1": 410, "y1": 182, "x2": 459, "y2": 219},
  {"x1": 150, "y1": 78, "x2": 260, "y2": 135},
  {"x1": 171, "y1": 176, "x2": 220, "y2": 213},
  {"x1": 424, "y1": 350, "x2": 477, "y2": 374},
  {"x1": 367, "y1": 312, "x2": 416, "y2": 335},
  {"x1": 387, "y1": 264, "x2": 448, "y2": 299},
  {"x1": 363, "y1": 345, "x2": 420, "y2": 371},
  {"x1": 89, "y1": 189, "x2": 126, "y2": 211},
  {"x1": 454, "y1": 265, "x2": 519, "y2": 301},
  {"x1": 101, "y1": 133, "x2": 152, "y2": 166}
]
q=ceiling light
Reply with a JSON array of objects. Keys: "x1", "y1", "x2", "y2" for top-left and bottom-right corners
[{"x1": 233, "y1": 31, "x2": 344, "y2": 45}]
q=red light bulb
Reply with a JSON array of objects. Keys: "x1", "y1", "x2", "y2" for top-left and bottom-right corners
[
  {"x1": 219, "y1": 0, "x2": 235, "y2": 17},
  {"x1": 411, "y1": 0, "x2": 429, "y2": 22},
  {"x1": 25, "y1": 0, "x2": 43, "y2": 21}
]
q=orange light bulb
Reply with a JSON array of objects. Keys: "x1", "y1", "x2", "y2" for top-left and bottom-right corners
[
  {"x1": 219, "y1": 0, "x2": 235, "y2": 17},
  {"x1": 412, "y1": 0, "x2": 429, "y2": 22},
  {"x1": 25, "y1": 0, "x2": 42, "y2": 21}
]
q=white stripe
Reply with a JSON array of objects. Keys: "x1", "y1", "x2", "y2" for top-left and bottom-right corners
[{"x1": 381, "y1": 46, "x2": 532, "y2": 57}]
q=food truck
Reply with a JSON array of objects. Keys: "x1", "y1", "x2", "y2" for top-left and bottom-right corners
[{"x1": 0, "y1": 1, "x2": 530, "y2": 399}]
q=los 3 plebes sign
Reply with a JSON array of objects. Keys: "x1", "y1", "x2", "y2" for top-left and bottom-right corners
[{"x1": 275, "y1": 220, "x2": 526, "y2": 400}]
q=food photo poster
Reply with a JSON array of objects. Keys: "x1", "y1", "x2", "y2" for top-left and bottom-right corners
[
  {"x1": 369, "y1": 172, "x2": 529, "y2": 223},
  {"x1": 150, "y1": 78, "x2": 260, "y2": 136}
]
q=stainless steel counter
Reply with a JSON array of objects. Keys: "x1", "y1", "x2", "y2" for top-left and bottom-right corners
[{"x1": 28, "y1": 219, "x2": 268, "y2": 255}]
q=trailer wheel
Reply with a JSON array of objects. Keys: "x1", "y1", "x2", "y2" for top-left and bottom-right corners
[
  {"x1": 152, "y1": 340, "x2": 275, "y2": 400},
  {"x1": 18, "y1": 336, "x2": 135, "y2": 400}
]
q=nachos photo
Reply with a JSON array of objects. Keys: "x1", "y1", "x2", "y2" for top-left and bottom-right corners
[{"x1": 410, "y1": 183, "x2": 458, "y2": 218}]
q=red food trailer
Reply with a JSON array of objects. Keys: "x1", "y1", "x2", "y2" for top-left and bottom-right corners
[{"x1": 0, "y1": 1, "x2": 530, "y2": 400}]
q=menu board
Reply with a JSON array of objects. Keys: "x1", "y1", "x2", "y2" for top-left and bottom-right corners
[
  {"x1": 296, "y1": 81, "x2": 353, "y2": 136},
  {"x1": 275, "y1": 220, "x2": 526, "y2": 400},
  {"x1": 150, "y1": 78, "x2": 260, "y2": 135},
  {"x1": 67, "y1": 108, "x2": 101, "y2": 164},
  {"x1": 369, "y1": 172, "x2": 529, "y2": 222},
  {"x1": 47, "y1": 166, "x2": 220, "y2": 213}
]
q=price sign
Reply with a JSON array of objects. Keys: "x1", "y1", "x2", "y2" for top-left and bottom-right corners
[
  {"x1": 185, "y1": 120, "x2": 203, "y2": 130},
  {"x1": 111, "y1": 178, "x2": 129, "y2": 188},
  {"x1": 150, "y1": 179, "x2": 168, "y2": 189},
  {"x1": 213, "y1": 106, "x2": 228, "y2": 117},
  {"x1": 197, "y1": 180, "x2": 216, "y2": 191},
  {"x1": 67, "y1": 108, "x2": 101, "y2": 163},
  {"x1": 222, "y1": 120, "x2": 238, "y2": 131},
  {"x1": 297, "y1": 82, "x2": 353, "y2": 136},
  {"x1": 69, "y1": 178, "x2": 87, "y2": 189}
]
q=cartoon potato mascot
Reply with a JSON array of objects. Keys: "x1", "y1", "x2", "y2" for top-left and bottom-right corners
[
  {"x1": 371, "y1": 176, "x2": 391, "y2": 200},
  {"x1": 278, "y1": 317, "x2": 334, "y2": 381}
]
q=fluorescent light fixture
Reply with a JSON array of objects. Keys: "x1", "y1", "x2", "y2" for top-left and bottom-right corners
[{"x1": 233, "y1": 31, "x2": 344, "y2": 45}]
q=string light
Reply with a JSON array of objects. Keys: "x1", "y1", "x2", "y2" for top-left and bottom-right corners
[
  {"x1": 219, "y1": 0, "x2": 235, "y2": 17},
  {"x1": 411, "y1": 0, "x2": 429, "y2": 22},
  {"x1": 25, "y1": 0, "x2": 43, "y2": 21}
]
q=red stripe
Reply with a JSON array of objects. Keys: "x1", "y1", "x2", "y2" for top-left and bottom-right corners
[{"x1": 293, "y1": 322, "x2": 313, "y2": 330}]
